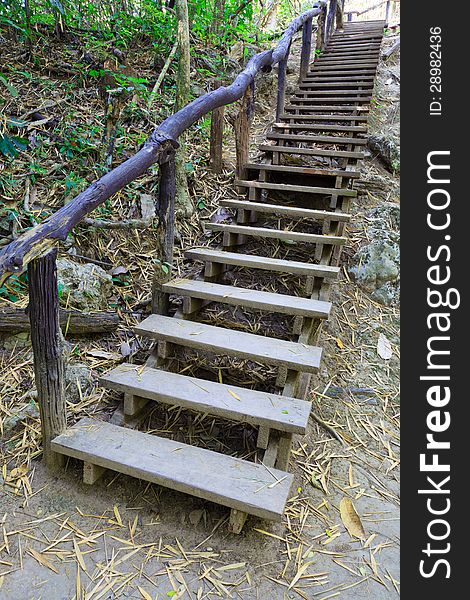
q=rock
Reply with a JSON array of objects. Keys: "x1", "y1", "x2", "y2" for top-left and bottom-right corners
[
  {"x1": 65, "y1": 362, "x2": 93, "y2": 404},
  {"x1": 349, "y1": 203, "x2": 400, "y2": 306},
  {"x1": 57, "y1": 258, "x2": 113, "y2": 311},
  {"x1": 367, "y1": 135, "x2": 400, "y2": 172},
  {"x1": 3, "y1": 401, "x2": 39, "y2": 433}
]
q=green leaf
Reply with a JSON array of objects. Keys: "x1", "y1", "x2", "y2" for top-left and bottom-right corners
[
  {"x1": 281, "y1": 410, "x2": 289, "y2": 414},
  {"x1": 0, "y1": 75, "x2": 18, "y2": 98},
  {"x1": 197, "y1": 200, "x2": 205, "y2": 210}
]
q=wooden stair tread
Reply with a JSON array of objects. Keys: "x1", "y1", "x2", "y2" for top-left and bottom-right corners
[
  {"x1": 285, "y1": 104, "x2": 370, "y2": 112},
  {"x1": 221, "y1": 199, "x2": 351, "y2": 221},
  {"x1": 206, "y1": 222, "x2": 347, "y2": 246},
  {"x1": 245, "y1": 162, "x2": 361, "y2": 178},
  {"x1": 266, "y1": 132, "x2": 367, "y2": 145},
  {"x1": 52, "y1": 417, "x2": 293, "y2": 520},
  {"x1": 258, "y1": 144, "x2": 364, "y2": 159},
  {"x1": 275, "y1": 123, "x2": 367, "y2": 132},
  {"x1": 185, "y1": 248, "x2": 340, "y2": 278},
  {"x1": 163, "y1": 278, "x2": 332, "y2": 319},
  {"x1": 101, "y1": 365, "x2": 311, "y2": 434},
  {"x1": 135, "y1": 314, "x2": 323, "y2": 373},
  {"x1": 295, "y1": 90, "x2": 373, "y2": 96},
  {"x1": 235, "y1": 179, "x2": 357, "y2": 196},
  {"x1": 298, "y1": 81, "x2": 374, "y2": 88},
  {"x1": 279, "y1": 114, "x2": 367, "y2": 122},
  {"x1": 288, "y1": 97, "x2": 373, "y2": 103}
]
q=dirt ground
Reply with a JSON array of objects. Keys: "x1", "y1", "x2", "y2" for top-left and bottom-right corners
[{"x1": 0, "y1": 26, "x2": 400, "y2": 600}]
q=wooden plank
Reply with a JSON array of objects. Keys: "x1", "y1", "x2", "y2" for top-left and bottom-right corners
[
  {"x1": 279, "y1": 113, "x2": 367, "y2": 122},
  {"x1": 288, "y1": 96, "x2": 372, "y2": 103},
  {"x1": 295, "y1": 89, "x2": 373, "y2": 96},
  {"x1": 266, "y1": 132, "x2": 367, "y2": 145},
  {"x1": 163, "y1": 277, "x2": 332, "y2": 319},
  {"x1": 258, "y1": 144, "x2": 364, "y2": 159},
  {"x1": 274, "y1": 123, "x2": 367, "y2": 132},
  {"x1": 52, "y1": 417, "x2": 294, "y2": 520},
  {"x1": 206, "y1": 223, "x2": 347, "y2": 246},
  {"x1": 300, "y1": 78, "x2": 375, "y2": 84},
  {"x1": 299, "y1": 80, "x2": 374, "y2": 87},
  {"x1": 235, "y1": 179, "x2": 357, "y2": 196},
  {"x1": 305, "y1": 70, "x2": 376, "y2": 77},
  {"x1": 185, "y1": 248, "x2": 340, "y2": 278},
  {"x1": 222, "y1": 198, "x2": 351, "y2": 221},
  {"x1": 134, "y1": 314, "x2": 323, "y2": 373},
  {"x1": 101, "y1": 365, "x2": 311, "y2": 434},
  {"x1": 313, "y1": 63, "x2": 377, "y2": 69},
  {"x1": 284, "y1": 104, "x2": 370, "y2": 112},
  {"x1": 245, "y1": 162, "x2": 361, "y2": 177}
]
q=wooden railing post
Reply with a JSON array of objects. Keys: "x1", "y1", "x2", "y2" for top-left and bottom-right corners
[
  {"x1": 209, "y1": 81, "x2": 224, "y2": 173},
  {"x1": 326, "y1": 0, "x2": 338, "y2": 40},
  {"x1": 385, "y1": 0, "x2": 391, "y2": 25},
  {"x1": 234, "y1": 82, "x2": 255, "y2": 182},
  {"x1": 27, "y1": 248, "x2": 66, "y2": 469},
  {"x1": 315, "y1": 4, "x2": 327, "y2": 53},
  {"x1": 276, "y1": 45, "x2": 290, "y2": 121},
  {"x1": 299, "y1": 17, "x2": 313, "y2": 82},
  {"x1": 336, "y1": 1, "x2": 344, "y2": 30},
  {"x1": 152, "y1": 151, "x2": 176, "y2": 315}
]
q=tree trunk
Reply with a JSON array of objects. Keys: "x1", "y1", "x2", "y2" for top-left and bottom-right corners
[
  {"x1": 27, "y1": 250, "x2": 66, "y2": 469},
  {"x1": 175, "y1": 0, "x2": 193, "y2": 217}
]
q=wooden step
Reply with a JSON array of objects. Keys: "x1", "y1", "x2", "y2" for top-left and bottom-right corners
[
  {"x1": 284, "y1": 104, "x2": 369, "y2": 112},
  {"x1": 313, "y1": 63, "x2": 377, "y2": 70},
  {"x1": 299, "y1": 80, "x2": 374, "y2": 88},
  {"x1": 267, "y1": 132, "x2": 367, "y2": 145},
  {"x1": 235, "y1": 179, "x2": 357, "y2": 196},
  {"x1": 206, "y1": 223, "x2": 347, "y2": 247},
  {"x1": 288, "y1": 97, "x2": 372, "y2": 104},
  {"x1": 305, "y1": 70, "x2": 376, "y2": 77},
  {"x1": 295, "y1": 90, "x2": 373, "y2": 96},
  {"x1": 280, "y1": 113, "x2": 367, "y2": 123},
  {"x1": 101, "y1": 365, "x2": 311, "y2": 434},
  {"x1": 275, "y1": 123, "x2": 367, "y2": 133},
  {"x1": 135, "y1": 314, "x2": 323, "y2": 373},
  {"x1": 52, "y1": 417, "x2": 293, "y2": 521},
  {"x1": 163, "y1": 278, "x2": 332, "y2": 319},
  {"x1": 259, "y1": 144, "x2": 364, "y2": 159},
  {"x1": 326, "y1": 42, "x2": 382, "y2": 48},
  {"x1": 245, "y1": 162, "x2": 361, "y2": 177},
  {"x1": 185, "y1": 248, "x2": 340, "y2": 278},
  {"x1": 300, "y1": 78, "x2": 375, "y2": 85},
  {"x1": 220, "y1": 198, "x2": 351, "y2": 221}
]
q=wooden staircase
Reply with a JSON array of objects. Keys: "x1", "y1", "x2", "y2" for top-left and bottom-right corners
[{"x1": 52, "y1": 20, "x2": 386, "y2": 532}]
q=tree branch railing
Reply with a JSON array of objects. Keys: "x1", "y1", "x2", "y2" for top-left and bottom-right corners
[{"x1": 0, "y1": 0, "x2": 337, "y2": 467}]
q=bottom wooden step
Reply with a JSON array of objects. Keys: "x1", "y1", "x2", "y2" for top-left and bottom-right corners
[{"x1": 52, "y1": 417, "x2": 293, "y2": 520}]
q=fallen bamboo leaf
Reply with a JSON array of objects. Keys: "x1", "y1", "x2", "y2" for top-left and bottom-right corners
[
  {"x1": 340, "y1": 497, "x2": 366, "y2": 540},
  {"x1": 28, "y1": 548, "x2": 59, "y2": 573},
  {"x1": 377, "y1": 333, "x2": 393, "y2": 360}
]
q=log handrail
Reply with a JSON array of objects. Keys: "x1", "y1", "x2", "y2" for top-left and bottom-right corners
[{"x1": 0, "y1": 1, "x2": 327, "y2": 283}]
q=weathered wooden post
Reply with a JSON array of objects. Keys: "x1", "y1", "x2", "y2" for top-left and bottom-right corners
[
  {"x1": 336, "y1": 0, "x2": 344, "y2": 30},
  {"x1": 385, "y1": 0, "x2": 391, "y2": 25},
  {"x1": 326, "y1": 0, "x2": 338, "y2": 39},
  {"x1": 152, "y1": 150, "x2": 176, "y2": 315},
  {"x1": 27, "y1": 249, "x2": 66, "y2": 469},
  {"x1": 209, "y1": 80, "x2": 224, "y2": 173},
  {"x1": 276, "y1": 45, "x2": 290, "y2": 121},
  {"x1": 299, "y1": 16, "x2": 313, "y2": 82},
  {"x1": 234, "y1": 81, "x2": 255, "y2": 182},
  {"x1": 315, "y1": 4, "x2": 327, "y2": 53}
]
